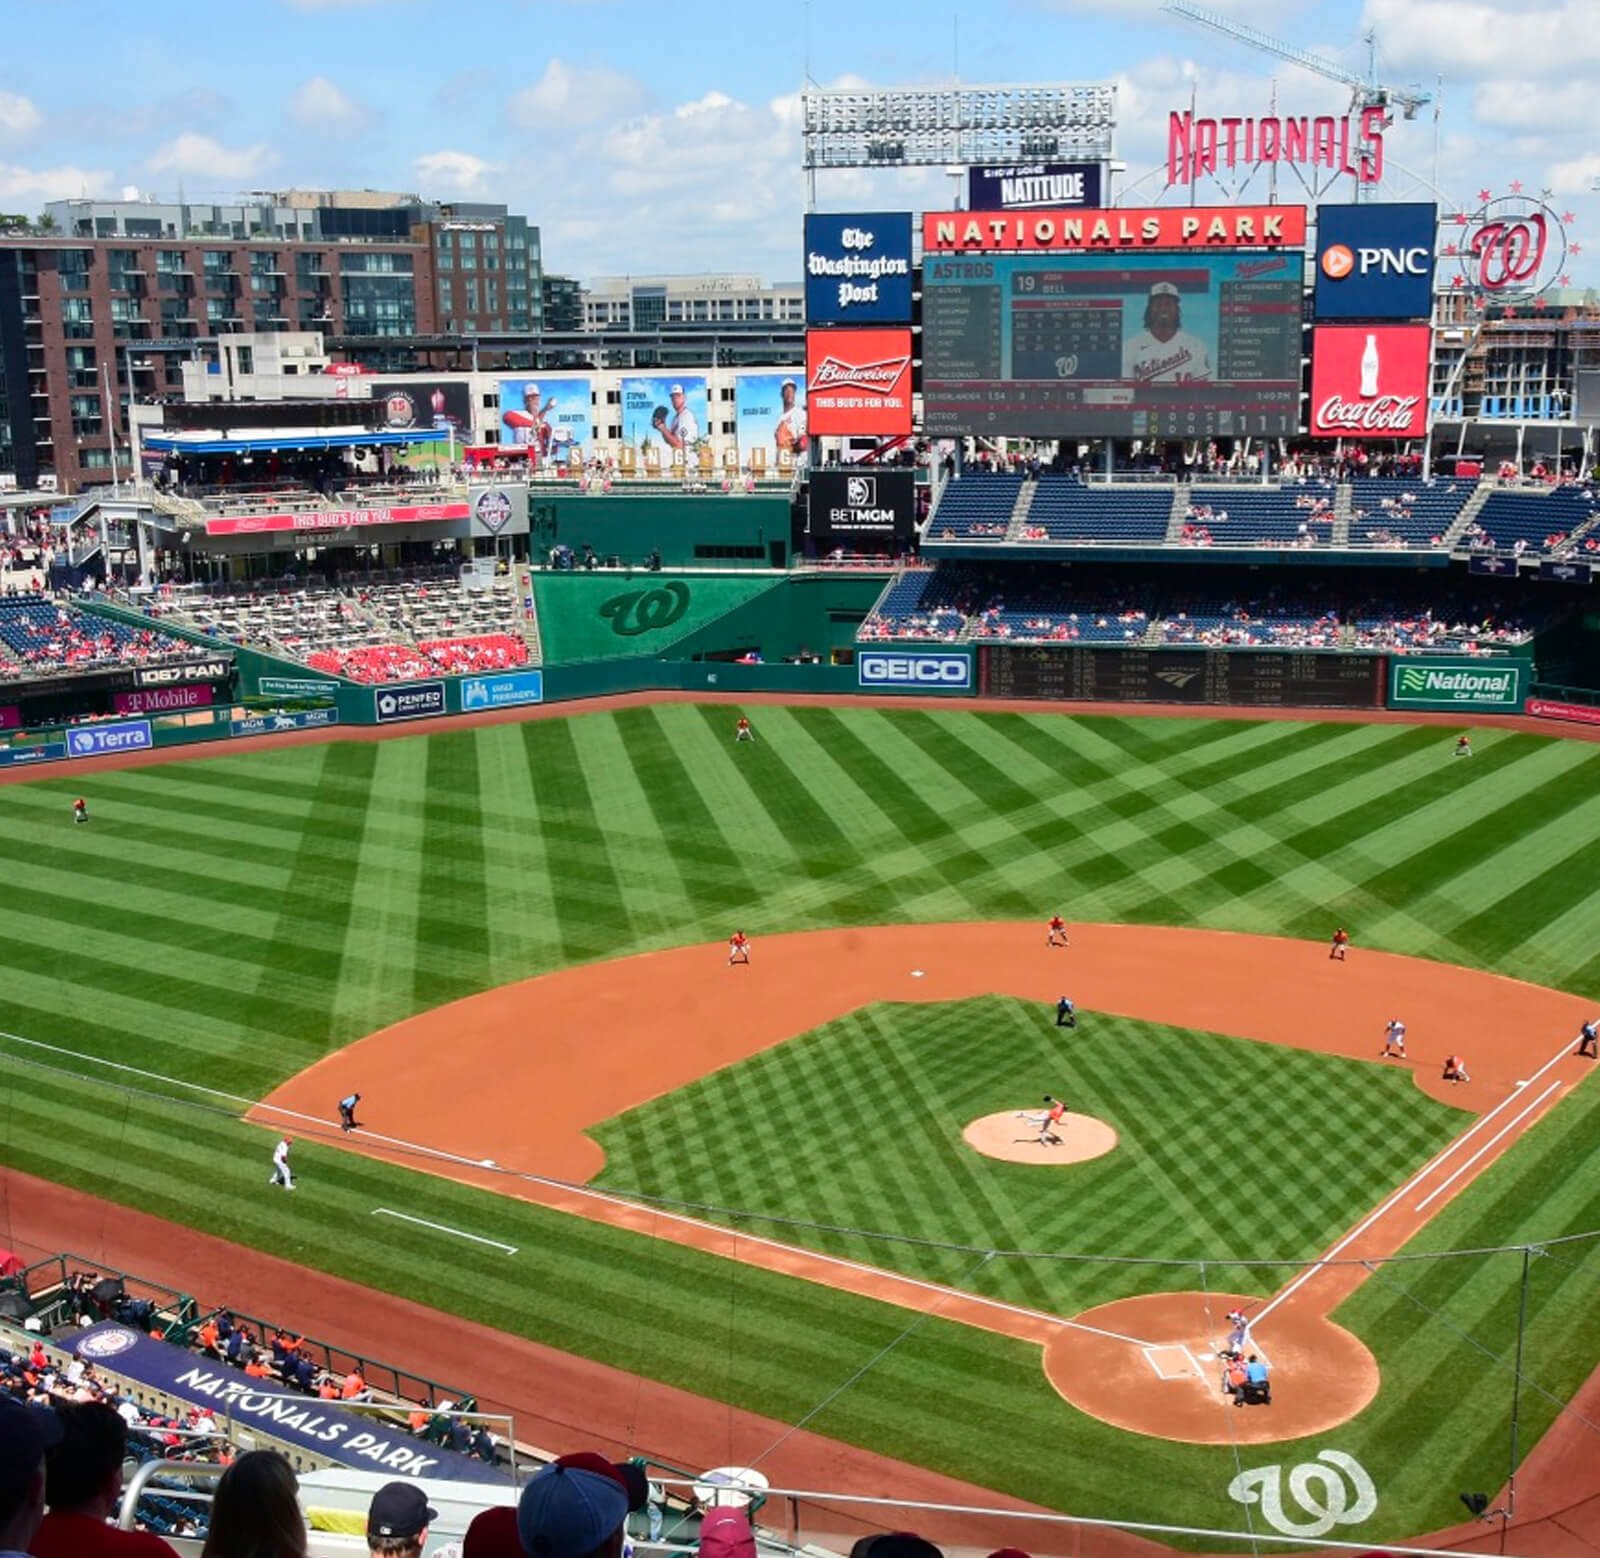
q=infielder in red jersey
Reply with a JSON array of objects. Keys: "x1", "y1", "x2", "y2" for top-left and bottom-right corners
[
  {"x1": 727, "y1": 930, "x2": 750, "y2": 965},
  {"x1": 1047, "y1": 915, "x2": 1069, "y2": 948},
  {"x1": 1329, "y1": 927, "x2": 1350, "y2": 961}
]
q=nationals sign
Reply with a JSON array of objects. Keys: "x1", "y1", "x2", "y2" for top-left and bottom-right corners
[
  {"x1": 805, "y1": 328, "x2": 913, "y2": 436},
  {"x1": 924, "y1": 205, "x2": 1306, "y2": 253},
  {"x1": 1310, "y1": 324, "x2": 1431, "y2": 439},
  {"x1": 204, "y1": 503, "x2": 470, "y2": 537}
]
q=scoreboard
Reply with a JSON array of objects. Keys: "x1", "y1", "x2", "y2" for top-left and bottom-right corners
[
  {"x1": 980, "y1": 646, "x2": 1385, "y2": 708},
  {"x1": 922, "y1": 250, "x2": 1304, "y2": 439}
]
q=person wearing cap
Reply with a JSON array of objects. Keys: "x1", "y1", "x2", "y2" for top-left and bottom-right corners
[
  {"x1": 0, "y1": 1395, "x2": 61, "y2": 1558},
  {"x1": 338, "y1": 1093, "x2": 362, "y2": 1133},
  {"x1": 33, "y1": 1401, "x2": 176, "y2": 1558},
  {"x1": 269, "y1": 1136, "x2": 294, "y2": 1191},
  {"x1": 658, "y1": 384, "x2": 700, "y2": 453},
  {"x1": 366, "y1": 1482, "x2": 437, "y2": 1558},
  {"x1": 504, "y1": 384, "x2": 555, "y2": 456},
  {"x1": 774, "y1": 379, "x2": 807, "y2": 456},
  {"x1": 1121, "y1": 282, "x2": 1213, "y2": 385},
  {"x1": 517, "y1": 1454, "x2": 643, "y2": 1558}
]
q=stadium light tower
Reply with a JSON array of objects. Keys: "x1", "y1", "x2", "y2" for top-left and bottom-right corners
[
  {"x1": 800, "y1": 83, "x2": 1117, "y2": 208},
  {"x1": 1162, "y1": 1, "x2": 1430, "y2": 198}
]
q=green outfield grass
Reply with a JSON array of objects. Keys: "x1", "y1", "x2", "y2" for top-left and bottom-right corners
[
  {"x1": 593, "y1": 998, "x2": 1470, "y2": 1315},
  {"x1": 2, "y1": 702, "x2": 1599, "y2": 1542}
]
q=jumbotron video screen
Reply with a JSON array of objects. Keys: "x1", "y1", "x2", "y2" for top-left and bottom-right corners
[{"x1": 921, "y1": 250, "x2": 1304, "y2": 439}]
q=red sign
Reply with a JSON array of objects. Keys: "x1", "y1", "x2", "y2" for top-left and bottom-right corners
[
  {"x1": 0, "y1": 706, "x2": 17, "y2": 731},
  {"x1": 204, "y1": 503, "x2": 471, "y2": 537},
  {"x1": 923, "y1": 205, "x2": 1305, "y2": 254},
  {"x1": 1168, "y1": 108, "x2": 1385, "y2": 188},
  {"x1": 323, "y1": 362, "x2": 373, "y2": 377},
  {"x1": 114, "y1": 685, "x2": 214, "y2": 715},
  {"x1": 806, "y1": 329, "x2": 913, "y2": 436},
  {"x1": 1527, "y1": 698, "x2": 1600, "y2": 726},
  {"x1": 1310, "y1": 325, "x2": 1431, "y2": 439}
]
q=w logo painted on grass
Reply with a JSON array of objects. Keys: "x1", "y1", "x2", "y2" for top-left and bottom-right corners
[
  {"x1": 1227, "y1": 1450, "x2": 1378, "y2": 1538},
  {"x1": 600, "y1": 582, "x2": 690, "y2": 637}
]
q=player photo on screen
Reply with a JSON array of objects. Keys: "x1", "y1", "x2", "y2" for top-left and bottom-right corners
[{"x1": 1121, "y1": 283, "x2": 1214, "y2": 384}]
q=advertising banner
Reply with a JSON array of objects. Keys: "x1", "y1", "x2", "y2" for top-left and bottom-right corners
[
  {"x1": 1538, "y1": 560, "x2": 1592, "y2": 584},
  {"x1": 735, "y1": 373, "x2": 808, "y2": 459},
  {"x1": 967, "y1": 162, "x2": 1103, "y2": 211},
  {"x1": 470, "y1": 486, "x2": 529, "y2": 538},
  {"x1": 805, "y1": 329, "x2": 914, "y2": 437},
  {"x1": 857, "y1": 650, "x2": 972, "y2": 691},
  {"x1": 924, "y1": 204, "x2": 1307, "y2": 253},
  {"x1": 373, "y1": 381, "x2": 472, "y2": 438},
  {"x1": 0, "y1": 706, "x2": 18, "y2": 730},
  {"x1": 460, "y1": 669, "x2": 544, "y2": 711},
  {"x1": 373, "y1": 681, "x2": 446, "y2": 723},
  {"x1": 621, "y1": 375, "x2": 709, "y2": 462},
  {"x1": 1388, "y1": 658, "x2": 1525, "y2": 712},
  {"x1": 65, "y1": 720, "x2": 152, "y2": 756},
  {"x1": 132, "y1": 658, "x2": 233, "y2": 689},
  {"x1": 1468, "y1": 556, "x2": 1518, "y2": 577},
  {"x1": 1314, "y1": 203, "x2": 1437, "y2": 320},
  {"x1": 1310, "y1": 324, "x2": 1431, "y2": 439},
  {"x1": 804, "y1": 212, "x2": 914, "y2": 323},
  {"x1": 496, "y1": 377, "x2": 592, "y2": 461},
  {"x1": 232, "y1": 708, "x2": 340, "y2": 738},
  {"x1": 204, "y1": 504, "x2": 470, "y2": 538},
  {"x1": 69, "y1": 1324, "x2": 502, "y2": 1483},
  {"x1": 258, "y1": 677, "x2": 340, "y2": 699},
  {"x1": 809, "y1": 469, "x2": 917, "y2": 545},
  {"x1": 114, "y1": 685, "x2": 213, "y2": 715},
  {"x1": 1527, "y1": 697, "x2": 1600, "y2": 725},
  {"x1": 0, "y1": 743, "x2": 65, "y2": 767}
]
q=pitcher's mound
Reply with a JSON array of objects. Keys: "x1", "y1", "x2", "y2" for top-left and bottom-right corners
[{"x1": 962, "y1": 1111, "x2": 1118, "y2": 1164}]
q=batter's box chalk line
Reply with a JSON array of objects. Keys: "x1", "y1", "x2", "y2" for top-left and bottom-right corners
[{"x1": 1143, "y1": 1344, "x2": 1203, "y2": 1381}]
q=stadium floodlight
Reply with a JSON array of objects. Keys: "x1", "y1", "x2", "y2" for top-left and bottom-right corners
[{"x1": 801, "y1": 81, "x2": 1116, "y2": 173}]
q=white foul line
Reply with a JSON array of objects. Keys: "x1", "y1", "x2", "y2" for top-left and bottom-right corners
[
  {"x1": 372, "y1": 1208, "x2": 517, "y2": 1255},
  {"x1": 1413, "y1": 1082, "x2": 1562, "y2": 1213},
  {"x1": 1254, "y1": 1035, "x2": 1580, "y2": 1325}
]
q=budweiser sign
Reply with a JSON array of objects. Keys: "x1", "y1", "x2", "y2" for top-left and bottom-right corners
[
  {"x1": 810, "y1": 354, "x2": 910, "y2": 393},
  {"x1": 1315, "y1": 393, "x2": 1423, "y2": 433},
  {"x1": 1310, "y1": 324, "x2": 1430, "y2": 440},
  {"x1": 806, "y1": 328, "x2": 914, "y2": 437}
]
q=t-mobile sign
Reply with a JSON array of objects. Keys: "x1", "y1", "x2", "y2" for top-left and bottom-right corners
[{"x1": 1310, "y1": 324, "x2": 1431, "y2": 439}]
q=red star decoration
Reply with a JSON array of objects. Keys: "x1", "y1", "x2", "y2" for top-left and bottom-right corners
[
  {"x1": 1573, "y1": 243, "x2": 1584, "y2": 256},
  {"x1": 1443, "y1": 241, "x2": 1460, "y2": 257},
  {"x1": 1452, "y1": 274, "x2": 1467, "y2": 287},
  {"x1": 1478, "y1": 188, "x2": 1492, "y2": 203},
  {"x1": 1510, "y1": 179, "x2": 1524, "y2": 193},
  {"x1": 1563, "y1": 211, "x2": 1577, "y2": 224},
  {"x1": 1454, "y1": 212, "x2": 1469, "y2": 225},
  {"x1": 1534, "y1": 296, "x2": 1548, "y2": 309},
  {"x1": 1561, "y1": 275, "x2": 1572, "y2": 286}
]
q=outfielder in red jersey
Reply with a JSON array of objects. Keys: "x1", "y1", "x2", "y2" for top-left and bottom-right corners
[
  {"x1": 735, "y1": 717, "x2": 754, "y2": 744},
  {"x1": 1046, "y1": 915, "x2": 1069, "y2": 948},
  {"x1": 1329, "y1": 927, "x2": 1350, "y2": 961},
  {"x1": 728, "y1": 930, "x2": 751, "y2": 966}
]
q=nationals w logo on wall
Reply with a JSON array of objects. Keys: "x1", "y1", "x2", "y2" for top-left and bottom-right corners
[{"x1": 806, "y1": 327, "x2": 914, "y2": 436}]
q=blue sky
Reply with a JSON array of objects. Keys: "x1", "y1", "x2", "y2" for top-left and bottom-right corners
[{"x1": 1, "y1": 0, "x2": 1595, "y2": 287}]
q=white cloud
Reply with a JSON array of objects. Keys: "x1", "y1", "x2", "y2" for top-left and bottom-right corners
[
  {"x1": 414, "y1": 149, "x2": 499, "y2": 193},
  {"x1": 1471, "y1": 79, "x2": 1594, "y2": 133},
  {"x1": 1360, "y1": 0, "x2": 1600, "y2": 79},
  {"x1": 509, "y1": 59, "x2": 642, "y2": 127},
  {"x1": 0, "y1": 161, "x2": 109, "y2": 204},
  {"x1": 1547, "y1": 153, "x2": 1600, "y2": 198},
  {"x1": 289, "y1": 75, "x2": 373, "y2": 131},
  {"x1": 145, "y1": 133, "x2": 275, "y2": 180},
  {"x1": 0, "y1": 93, "x2": 41, "y2": 138}
]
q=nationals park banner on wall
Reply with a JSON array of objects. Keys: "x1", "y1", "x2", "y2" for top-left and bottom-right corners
[{"x1": 69, "y1": 1324, "x2": 503, "y2": 1484}]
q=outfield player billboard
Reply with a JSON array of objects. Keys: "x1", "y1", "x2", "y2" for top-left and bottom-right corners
[
  {"x1": 622, "y1": 375, "x2": 709, "y2": 461},
  {"x1": 1310, "y1": 324, "x2": 1431, "y2": 439},
  {"x1": 1314, "y1": 203, "x2": 1437, "y2": 320},
  {"x1": 498, "y1": 377, "x2": 592, "y2": 460},
  {"x1": 735, "y1": 372, "x2": 807, "y2": 460},
  {"x1": 805, "y1": 328, "x2": 914, "y2": 437}
]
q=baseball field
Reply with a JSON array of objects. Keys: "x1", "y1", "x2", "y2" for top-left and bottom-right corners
[{"x1": 3, "y1": 698, "x2": 1600, "y2": 1548}]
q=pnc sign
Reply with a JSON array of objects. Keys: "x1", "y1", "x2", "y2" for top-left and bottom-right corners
[{"x1": 1314, "y1": 204, "x2": 1437, "y2": 320}]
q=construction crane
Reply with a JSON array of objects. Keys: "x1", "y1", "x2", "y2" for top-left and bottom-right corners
[{"x1": 1162, "y1": 1, "x2": 1431, "y2": 127}]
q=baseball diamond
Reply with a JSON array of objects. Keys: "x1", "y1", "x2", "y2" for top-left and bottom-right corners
[{"x1": 3, "y1": 697, "x2": 1600, "y2": 1555}]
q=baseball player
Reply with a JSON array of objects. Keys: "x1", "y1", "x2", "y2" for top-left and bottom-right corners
[
  {"x1": 1056, "y1": 995, "x2": 1076, "y2": 1029},
  {"x1": 269, "y1": 1136, "x2": 295, "y2": 1190},
  {"x1": 735, "y1": 716, "x2": 755, "y2": 744},
  {"x1": 1576, "y1": 1019, "x2": 1598, "y2": 1059},
  {"x1": 1329, "y1": 926, "x2": 1350, "y2": 961},
  {"x1": 1381, "y1": 1018, "x2": 1407, "y2": 1059},
  {"x1": 1454, "y1": 734, "x2": 1473, "y2": 758},
  {"x1": 1017, "y1": 1095, "x2": 1067, "y2": 1146},
  {"x1": 1046, "y1": 914, "x2": 1069, "y2": 948},
  {"x1": 727, "y1": 930, "x2": 750, "y2": 966},
  {"x1": 72, "y1": 797, "x2": 89, "y2": 826},
  {"x1": 338, "y1": 1092, "x2": 362, "y2": 1132},
  {"x1": 1121, "y1": 283, "x2": 1213, "y2": 384},
  {"x1": 1442, "y1": 1055, "x2": 1471, "y2": 1085}
]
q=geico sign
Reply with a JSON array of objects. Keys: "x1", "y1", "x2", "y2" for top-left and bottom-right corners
[
  {"x1": 859, "y1": 654, "x2": 971, "y2": 687},
  {"x1": 1321, "y1": 242, "x2": 1431, "y2": 279}
]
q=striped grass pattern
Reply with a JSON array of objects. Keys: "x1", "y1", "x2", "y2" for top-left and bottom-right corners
[{"x1": 1, "y1": 704, "x2": 1599, "y2": 1540}]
